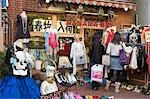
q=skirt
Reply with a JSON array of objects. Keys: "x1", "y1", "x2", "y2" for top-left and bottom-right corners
[
  {"x1": 0, "y1": 75, "x2": 40, "y2": 99},
  {"x1": 110, "y1": 56, "x2": 123, "y2": 70}
]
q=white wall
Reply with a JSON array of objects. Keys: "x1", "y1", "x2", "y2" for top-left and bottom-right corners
[{"x1": 137, "y1": 0, "x2": 150, "y2": 25}]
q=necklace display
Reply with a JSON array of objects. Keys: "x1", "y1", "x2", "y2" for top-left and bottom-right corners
[{"x1": 20, "y1": 11, "x2": 27, "y2": 34}]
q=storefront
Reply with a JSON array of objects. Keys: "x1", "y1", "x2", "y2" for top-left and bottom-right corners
[
  {"x1": 1, "y1": 0, "x2": 150, "y2": 98},
  {"x1": 7, "y1": 0, "x2": 136, "y2": 44}
]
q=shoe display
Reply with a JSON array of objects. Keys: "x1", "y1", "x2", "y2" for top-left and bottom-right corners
[
  {"x1": 55, "y1": 73, "x2": 72, "y2": 87},
  {"x1": 133, "y1": 85, "x2": 141, "y2": 93},
  {"x1": 126, "y1": 84, "x2": 134, "y2": 91}
]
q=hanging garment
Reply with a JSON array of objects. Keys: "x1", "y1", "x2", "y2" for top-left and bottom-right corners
[
  {"x1": 105, "y1": 31, "x2": 114, "y2": 46},
  {"x1": 146, "y1": 54, "x2": 150, "y2": 74},
  {"x1": 49, "y1": 32, "x2": 58, "y2": 48},
  {"x1": 44, "y1": 30, "x2": 50, "y2": 52},
  {"x1": 16, "y1": 15, "x2": 30, "y2": 40},
  {"x1": 101, "y1": 31, "x2": 108, "y2": 46},
  {"x1": 129, "y1": 47, "x2": 138, "y2": 70},
  {"x1": 0, "y1": 76, "x2": 40, "y2": 99},
  {"x1": 2, "y1": 0, "x2": 9, "y2": 9},
  {"x1": 70, "y1": 41, "x2": 87, "y2": 74},
  {"x1": 137, "y1": 46, "x2": 145, "y2": 70},
  {"x1": 58, "y1": 40, "x2": 72, "y2": 56},
  {"x1": 49, "y1": 28, "x2": 58, "y2": 49},
  {"x1": 120, "y1": 31, "x2": 129, "y2": 42}
]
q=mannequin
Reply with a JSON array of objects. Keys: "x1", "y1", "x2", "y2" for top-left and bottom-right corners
[
  {"x1": 16, "y1": 11, "x2": 30, "y2": 41},
  {"x1": 40, "y1": 65, "x2": 58, "y2": 95},
  {"x1": 45, "y1": 26, "x2": 58, "y2": 61},
  {"x1": 70, "y1": 34, "x2": 87, "y2": 85},
  {"x1": 0, "y1": 40, "x2": 40, "y2": 98}
]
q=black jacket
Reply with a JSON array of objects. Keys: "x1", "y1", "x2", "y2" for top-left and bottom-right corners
[{"x1": 91, "y1": 32, "x2": 105, "y2": 64}]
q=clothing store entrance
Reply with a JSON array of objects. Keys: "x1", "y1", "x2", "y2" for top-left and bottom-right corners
[{"x1": 84, "y1": 28, "x2": 104, "y2": 68}]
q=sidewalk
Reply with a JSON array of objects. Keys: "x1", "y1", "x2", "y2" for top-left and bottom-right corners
[{"x1": 69, "y1": 83, "x2": 150, "y2": 99}]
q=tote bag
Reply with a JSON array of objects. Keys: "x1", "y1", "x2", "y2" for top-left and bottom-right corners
[
  {"x1": 102, "y1": 54, "x2": 110, "y2": 66},
  {"x1": 91, "y1": 64, "x2": 104, "y2": 83}
]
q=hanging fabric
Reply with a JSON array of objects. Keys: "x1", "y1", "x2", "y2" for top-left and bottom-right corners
[
  {"x1": 146, "y1": 54, "x2": 150, "y2": 74},
  {"x1": 129, "y1": 46, "x2": 138, "y2": 69}
]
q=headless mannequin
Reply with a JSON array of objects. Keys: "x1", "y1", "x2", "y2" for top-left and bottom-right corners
[
  {"x1": 20, "y1": 11, "x2": 28, "y2": 34},
  {"x1": 70, "y1": 35, "x2": 87, "y2": 85},
  {"x1": 47, "y1": 26, "x2": 58, "y2": 61},
  {"x1": 16, "y1": 11, "x2": 30, "y2": 44}
]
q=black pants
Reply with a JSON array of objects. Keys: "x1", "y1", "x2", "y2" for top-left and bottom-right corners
[
  {"x1": 91, "y1": 81, "x2": 100, "y2": 89},
  {"x1": 108, "y1": 69, "x2": 122, "y2": 82}
]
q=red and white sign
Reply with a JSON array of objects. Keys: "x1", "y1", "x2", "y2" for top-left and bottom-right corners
[{"x1": 67, "y1": 20, "x2": 113, "y2": 29}]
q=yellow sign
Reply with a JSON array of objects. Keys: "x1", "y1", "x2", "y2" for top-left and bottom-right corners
[{"x1": 145, "y1": 30, "x2": 150, "y2": 42}]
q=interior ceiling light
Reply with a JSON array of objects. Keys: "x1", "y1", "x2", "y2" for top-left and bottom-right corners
[
  {"x1": 124, "y1": 7, "x2": 128, "y2": 11},
  {"x1": 45, "y1": 0, "x2": 50, "y2": 3}
]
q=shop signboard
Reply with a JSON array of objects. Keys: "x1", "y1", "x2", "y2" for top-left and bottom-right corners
[
  {"x1": 57, "y1": 21, "x2": 73, "y2": 34},
  {"x1": 32, "y1": 19, "x2": 73, "y2": 33},
  {"x1": 33, "y1": 18, "x2": 113, "y2": 33},
  {"x1": 66, "y1": 20, "x2": 113, "y2": 29},
  {"x1": 33, "y1": 19, "x2": 52, "y2": 32}
]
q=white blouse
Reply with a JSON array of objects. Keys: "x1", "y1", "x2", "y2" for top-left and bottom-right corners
[{"x1": 106, "y1": 42, "x2": 122, "y2": 56}]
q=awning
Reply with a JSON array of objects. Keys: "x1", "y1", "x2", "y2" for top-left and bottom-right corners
[{"x1": 53, "y1": 0, "x2": 136, "y2": 10}]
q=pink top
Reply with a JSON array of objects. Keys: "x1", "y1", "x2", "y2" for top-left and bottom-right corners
[{"x1": 49, "y1": 32, "x2": 58, "y2": 48}]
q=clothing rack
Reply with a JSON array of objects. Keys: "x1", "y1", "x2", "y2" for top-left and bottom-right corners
[
  {"x1": 125, "y1": 43, "x2": 150, "y2": 86},
  {"x1": 125, "y1": 43, "x2": 145, "y2": 46}
]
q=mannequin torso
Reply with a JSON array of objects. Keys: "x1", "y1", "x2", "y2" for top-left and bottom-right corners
[{"x1": 16, "y1": 11, "x2": 30, "y2": 40}]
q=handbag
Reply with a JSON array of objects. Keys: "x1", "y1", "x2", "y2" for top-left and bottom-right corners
[
  {"x1": 119, "y1": 49, "x2": 129, "y2": 65},
  {"x1": 119, "y1": 45, "x2": 130, "y2": 65},
  {"x1": 102, "y1": 54, "x2": 110, "y2": 66}
]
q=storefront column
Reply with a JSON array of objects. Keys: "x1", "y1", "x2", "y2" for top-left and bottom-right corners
[
  {"x1": 137, "y1": 0, "x2": 150, "y2": 25},
  {"x1": 52, "y1": 15, "x2": 57, "y2": 29},
  {"x1": 0, "y1": 0, "x2": 4, "y2": 51}
]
